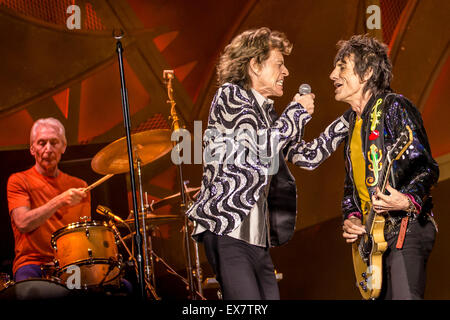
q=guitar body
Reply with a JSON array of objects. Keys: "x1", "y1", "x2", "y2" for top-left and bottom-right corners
[
  {"x1": 352, "y1": 215, "x2": 387, "y2": 300},
  {"x1": 350, "y1": 125, "x2": 412, "y2": 299}
]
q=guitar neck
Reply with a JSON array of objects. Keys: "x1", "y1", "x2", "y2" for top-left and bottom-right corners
[{"x1": 364, "y1": 160, "x2": 393, "y2": 233}]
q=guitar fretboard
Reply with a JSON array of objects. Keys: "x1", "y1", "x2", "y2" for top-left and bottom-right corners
[{"x1": 364, "y1": 157, "x2": 393, "y2": 233}]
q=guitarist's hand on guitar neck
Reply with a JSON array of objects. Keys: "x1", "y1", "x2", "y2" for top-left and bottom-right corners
[
  {"x1": 342, "y1": 217, "x2": 366, "y2": 243},
  {"x1": 372, "y1": 184, "x2": 410, "y2": 214}
]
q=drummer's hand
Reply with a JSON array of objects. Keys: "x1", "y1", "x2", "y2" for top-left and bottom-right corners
[
  {"x1": 342, "y1": 217, "x2": 366, "y2": 243},
  {"x1": 58, "y1": 188, "x2": 87, "y2": 207}
]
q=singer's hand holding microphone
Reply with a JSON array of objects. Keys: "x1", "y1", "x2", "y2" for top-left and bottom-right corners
[{"x1": 293, "y1": 83, "x2": 315, "y2": 115}]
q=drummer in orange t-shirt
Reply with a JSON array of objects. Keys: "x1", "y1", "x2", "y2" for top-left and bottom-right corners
[{"x1": 7, "y1": 118, "x2": 90, "y2": 281}]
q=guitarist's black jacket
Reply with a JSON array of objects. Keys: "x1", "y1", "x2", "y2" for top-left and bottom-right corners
[{"x1": 341, "y1": 91, "x2": 439, "y2": 234}]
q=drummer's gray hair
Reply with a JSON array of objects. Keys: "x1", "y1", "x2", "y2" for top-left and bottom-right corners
[{"x1": 30, "y1": 118, "x2": 67, "y2": 145}]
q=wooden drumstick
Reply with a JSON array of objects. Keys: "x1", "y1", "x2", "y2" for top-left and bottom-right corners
[{"x1": 84, "y1": 174, "x2": 114, "y2": 192}]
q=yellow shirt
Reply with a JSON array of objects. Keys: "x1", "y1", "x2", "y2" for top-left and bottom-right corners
[{"x1": 350, "y1": 117, "x2": 371, "y2": 219}]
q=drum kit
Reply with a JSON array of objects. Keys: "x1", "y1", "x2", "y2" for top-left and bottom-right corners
[
  {"x1": 0, "y1": 124, "x2": 203, "y2": 300},
  {"x1": 0, "y1": 35, "x2": 205, "y2": 300}
]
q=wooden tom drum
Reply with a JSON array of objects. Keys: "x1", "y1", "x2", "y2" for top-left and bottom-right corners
[{"x1": 51, "y1": 220, "x2": 121, "y2": 288}]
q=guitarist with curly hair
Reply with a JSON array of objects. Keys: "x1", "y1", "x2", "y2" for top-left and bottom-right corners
[{"x1": 332, "y1": 35, "x2": 439, "y2": 300}]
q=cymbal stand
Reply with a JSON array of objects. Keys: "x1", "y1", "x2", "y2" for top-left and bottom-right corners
[
  {"x1": 135, "y1": 153, "x2": 157, "y2": 297},
  {"x1": 114, "y1": 30, "x2": 145, "y2": 299},
  {"x1": 151, "y1": 249, "x2": 206, "y2": 300},
  {"x1": 144, "y1": 193, "x2": 156, "y2": 289},
  {"x1": 192, "y1": 232, "x2": 203, "y2": 296},
  {"x1": 183, "y1": 182, "x2": 204, "y2": 297},
  {"x1": 109, "y1": 221, "x2": 160, "y2": 299},
  {"x1": 163, "y1": 70, "x2": 196, "y2": 299}
]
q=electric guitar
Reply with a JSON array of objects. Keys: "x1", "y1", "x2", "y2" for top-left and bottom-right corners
[{"x1": 352, "y1": 125, "x2": 413, "y2": 300}]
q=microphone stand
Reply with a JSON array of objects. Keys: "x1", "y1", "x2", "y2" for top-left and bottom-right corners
[
  {"x1": 163, "y1": 70, "x2": 196, "y2": 299},
  {"x1": 114, "y1": 30, "x2": 146, "y2": 299}
]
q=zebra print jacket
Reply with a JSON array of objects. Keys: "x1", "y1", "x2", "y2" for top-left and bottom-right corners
[{"x1": 186, "y1": 83, "x2": 349, "y2": 246}]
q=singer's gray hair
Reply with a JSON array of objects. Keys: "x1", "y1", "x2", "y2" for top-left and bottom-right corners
[
  {"x1": 30, "y1": 118, "x2": 67, "y2": 145},
  {"x1": 217, "y1": 27, "x2": 292, "y2": 90},
  {"x1": 334, "y1": 34, "x2": 393, "y2": 96}
]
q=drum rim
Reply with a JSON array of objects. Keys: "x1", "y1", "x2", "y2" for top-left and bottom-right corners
[
  {"x1": 0, "y1": 279, "x2": 14, "y2": 291},
  {"x1": 0, "y1": 278, "x2": 69, "y2": 292},
  {"x1": 11, "y1": 278, "x2": 66, "y2": 284},
  {"x1": 51, "y1": 220, "x2": 112, "y2": 243},
  {"x1": 56, "y1": 258, "x2": 121, "y2": 270},
  {"x1": 57, "y1": 261, "x2": 122, "y2": 286}
]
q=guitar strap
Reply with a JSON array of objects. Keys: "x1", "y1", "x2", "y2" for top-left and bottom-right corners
[
  {"x1": 365, "y1": 94, "x2": 409, "y2": 249},
  {"x1": 364, "y1": 97, "x2": 385, "y2": 196},
  {"x1": 396, "y1": 217, "x2": 409, "y2": 249},
  {"x1": 366, "y1": 93, "x2": 409, "y2": 250}
]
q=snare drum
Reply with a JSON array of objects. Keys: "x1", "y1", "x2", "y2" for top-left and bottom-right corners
[
  {"x1": 0, "y1": 278, "x2": 70, "y2": 300},
  {"x1": 51, "y1": 220, "x2": 122, "y2": 288}
]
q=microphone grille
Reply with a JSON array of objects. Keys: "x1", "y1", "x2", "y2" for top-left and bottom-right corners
[
  {"x1": 96, "y1": 205, "x2": 108, "y2": 214},
  {"x1": 299, "y1": 83, "x2": 311, "y2": 95}
]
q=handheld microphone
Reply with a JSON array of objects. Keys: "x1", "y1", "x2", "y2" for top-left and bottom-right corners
[
  {"x1": 96, "y1": 205, "x2": 125, "y2": 224},
  {"x1": 299, "y1": 83, "x2": 312, "y2": 96}
]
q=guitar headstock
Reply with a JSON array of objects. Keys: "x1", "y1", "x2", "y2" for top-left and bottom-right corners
[{"x1": 387, "y1": 125, "x2": 413, "y2": 162}]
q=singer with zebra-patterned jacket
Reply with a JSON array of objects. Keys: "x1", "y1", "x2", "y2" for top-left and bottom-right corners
[
  {"x1": 188, "y1": 83, "x2": 349, "y2": 244},
  {"x1": 186, "y1": 27, "x2": 349, "y2": 300}
]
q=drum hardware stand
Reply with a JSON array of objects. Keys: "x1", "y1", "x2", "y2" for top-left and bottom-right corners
[
  {"x1": 114, "y1": 30, "x2": 146, "y2": 299},
  {"x1": 144, "y1": 193, "x2": 157, "y2": 289},
  {"x1": 97, "y1": 257, "x2": 120, "y2": 288},
  {"x1": 180, "y1": 181, "x2": 204, "y2": 298},
  {"x1": 135, "y1": 151, "x2": 158, "y2": 296},
  {"x1": 150, "y1": 248, "x2": 206, "y2": 300},
  {"x1": 109, "y1": 220, "x2": 160, "y2": 299},
  {"x1": 137, "y1": 201, "x2": 206, "y2": 300},
  {"x1": 164, "y1": 70, "x2": 197, "y2": 300},
  {"x1": 189, "y1": 216, "x2": 204, "y2": 296}
]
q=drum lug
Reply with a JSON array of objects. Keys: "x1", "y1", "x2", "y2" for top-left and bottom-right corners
[
  {"x1": 51, "y1": 235, "x2": 57, "y2": 250},
  {"x1": 85, "y1": 227, "x2": 90, "y2": 238},
  {"x1": 53, "y1": 259, "x2": 60, "y2": 270},
  {"x1": 88, "y1": 248, "x2": 94, "y2": 264}
]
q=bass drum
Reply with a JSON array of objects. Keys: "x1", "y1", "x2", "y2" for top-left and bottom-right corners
[{"x1": 0, "y1": 278, "x2": 70, "y2": 300}]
